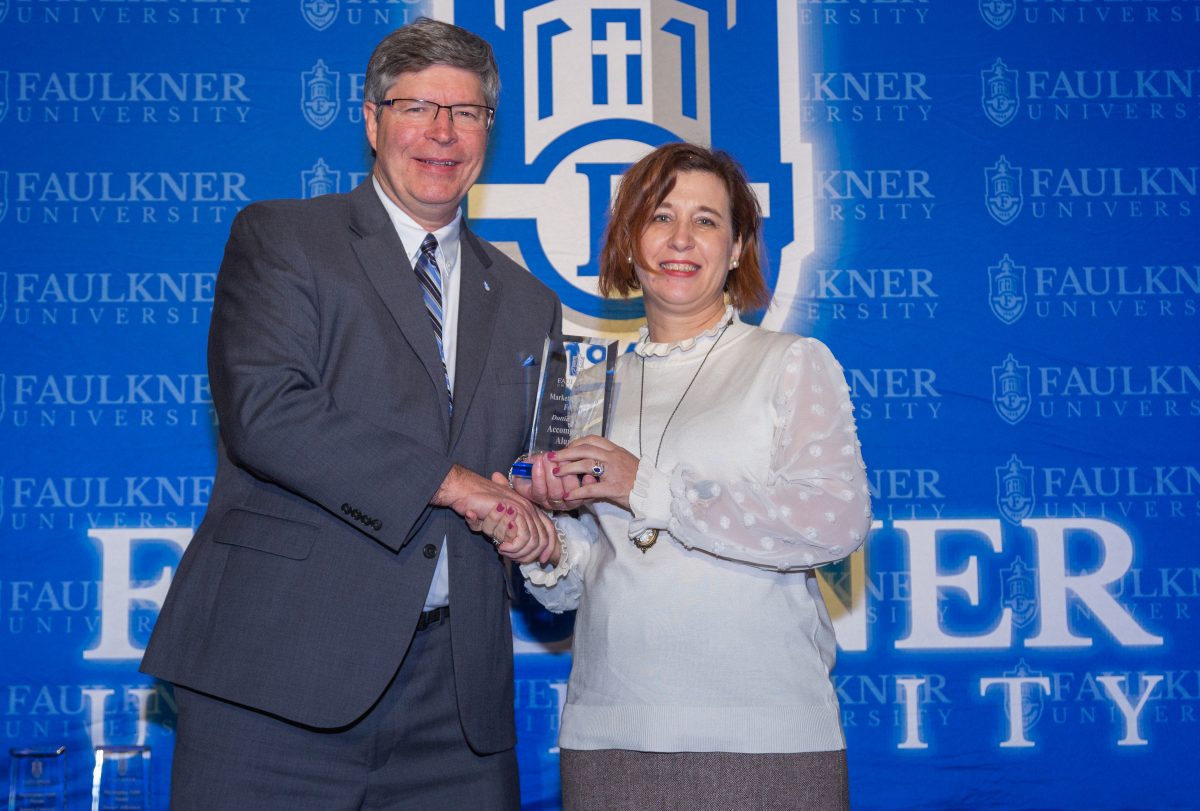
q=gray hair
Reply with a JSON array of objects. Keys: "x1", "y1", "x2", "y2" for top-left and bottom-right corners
[{"x1": 365, "y1": 17, "x2": 500, "y2": 116}]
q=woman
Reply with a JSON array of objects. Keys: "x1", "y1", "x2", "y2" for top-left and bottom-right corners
[{"x1": 516, "y1": 143, "x2": 871, "y2": 811}]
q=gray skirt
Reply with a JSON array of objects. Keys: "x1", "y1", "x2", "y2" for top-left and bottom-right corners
[{"x1": 559, "y1": 748, "x2": 850, "y2": 811}]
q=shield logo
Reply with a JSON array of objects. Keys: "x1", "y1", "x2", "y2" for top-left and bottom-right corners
[
  {"x1": 300, "y1": 0, "x2": 338, "y2": 32},
  {"x1": 992, "y1": 353, "x2": 1030, "y2": 424},
  {"x1": 301, "y1": 60, "x2": 339, "y2": 130},
  {"x1": 996, "y1": 454, "x2": 1035, "y2": 525},
  {"x1": 0, "y1": 72, "x2": 9, "y2": 124},
  {"x1": 0, "y1": 273, "x2": 7, "y2": 323},
  {"x1": 0, "y1": 1, "x2": 9, "y2": 25},
  {"x1": 0, "y1": 171, "x2": 8, "y2": 224},
  {"x1": 1004, "y1": 659, "x2": 1046, "y2": 730},
  {"x1": 981, "y1": 58, "x2": 1019, "y2": 127},
  {"x1": 979, "y1": 0, "x2": 1016, "y2": 30},
  {"x1": 985, "y1": 155, "x2": 1023, "y2": 225},
  {"x1": 1001, "y1": 556, "x2": 1039, "y2": 629},
  {"x1": 301, "y1": 158, "x2": 341, "y2": 199},
  {"x1": 988, "y1": 254, "x2": 1026, "y2": 325},
  {"x1": 457, "y1": 0, "x2": 810, "y2": 337}
]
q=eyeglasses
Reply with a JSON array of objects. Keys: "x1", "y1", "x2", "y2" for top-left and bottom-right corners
[{"x1": 376, "y1": 98, "x2": 495, "y2": 132}]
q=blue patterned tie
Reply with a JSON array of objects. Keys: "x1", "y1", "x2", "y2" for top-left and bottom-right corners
[{"x1": 415, "y1": 233, "x2": 452, "y2": 412}]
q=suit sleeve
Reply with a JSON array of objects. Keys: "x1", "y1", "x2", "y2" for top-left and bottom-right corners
[{"x1": 208, "y1": 205, "x2": 453, "y2": 552}]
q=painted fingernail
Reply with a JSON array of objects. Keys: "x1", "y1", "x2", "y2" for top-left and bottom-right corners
[
  {"x1": 552, "y1": 467, "x2": 560, "y2": 475},
  {"x1": 547, "y1": 451, "x2": 557, "y2": 460},
  {"x1": 506, "y1": 506, "x2": 515, "y2": 515},
  {"x1": 496, "y1": 503, "x2": 505, "y2": 512},
  {"x1": 508, "y1": 522, "x2": 515, "y2": 529}
]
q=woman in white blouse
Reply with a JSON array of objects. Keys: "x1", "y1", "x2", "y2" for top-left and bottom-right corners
[{"x1": 514, "y1": 142, "x2": 871, "y2": 811}]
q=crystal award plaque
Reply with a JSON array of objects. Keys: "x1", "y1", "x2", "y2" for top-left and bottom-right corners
[
  {"x1": 8, "y1": 747, "x2": 66, "y2": 811},
  {"x1": 90, "y1": 746, "x2": 150, "y2": 811},
  {"x1": 511, "y1": 335, "x2": 617, "y2": 478}
]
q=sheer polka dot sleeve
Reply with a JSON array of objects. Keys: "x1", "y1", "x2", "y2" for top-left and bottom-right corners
[
  {"x1": 667, "y1": 338, "x2": 871, "y2": 570},
  {"x1": 519, "y1": 512, "x2": 597, "y2": 612}
]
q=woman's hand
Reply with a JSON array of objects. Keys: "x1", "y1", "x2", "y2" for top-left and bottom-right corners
[
  {"x1": 461, "y1": 471, "x2": 558, "y2": 565},
  {"x1": 511, "y1": 453, "x2": 583, "y2": 513},
  {"x1": 549, "y1": 435, "x2": 639, "y2": 511}
]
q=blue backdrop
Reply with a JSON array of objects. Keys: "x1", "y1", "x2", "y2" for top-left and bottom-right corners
[{"x1": 2, "y1": 1, "x2": 1197, "y2": 809}]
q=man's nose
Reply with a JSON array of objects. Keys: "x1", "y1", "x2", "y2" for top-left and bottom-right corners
[{"x1": 426, "y1": 106, "x2": 457, "y2": 140}]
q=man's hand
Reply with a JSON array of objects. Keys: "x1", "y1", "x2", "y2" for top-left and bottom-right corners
[{"x1": 433, "y1": 465, "x2": 557, "y2": 565}]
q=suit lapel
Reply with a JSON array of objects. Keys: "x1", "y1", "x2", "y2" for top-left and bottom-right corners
[
  {"x1": 450, "y1": 226, "x2": 502, "y2": 448},
  {"x1": 347, "y1": 182, "x2": 452, "y2": 434}
]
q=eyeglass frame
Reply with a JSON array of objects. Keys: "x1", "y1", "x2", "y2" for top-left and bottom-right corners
[{"x1": 374, "y1": 97, "x2": 496, "y2": 131}]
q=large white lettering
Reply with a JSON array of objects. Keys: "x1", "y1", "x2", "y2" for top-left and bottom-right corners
[{"x1": 84, "y1": 528, "x2": 192, "y2": 661}]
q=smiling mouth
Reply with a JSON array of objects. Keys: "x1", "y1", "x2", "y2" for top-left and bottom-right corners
[
  {"x1": 659, "y1": 262, "x2": 700, "y2": 274},
  {"x1": 417, "y1": 159, "x2": 459, "y2": 167}
]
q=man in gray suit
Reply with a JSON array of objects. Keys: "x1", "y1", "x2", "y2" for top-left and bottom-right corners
[{"x1": 142, "y1": 18, "x2": 561, "y2": 810}]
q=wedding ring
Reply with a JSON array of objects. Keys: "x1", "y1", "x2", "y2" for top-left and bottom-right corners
[{"x1": 591, "y1": 461, "x2": 605, "y2": 479}]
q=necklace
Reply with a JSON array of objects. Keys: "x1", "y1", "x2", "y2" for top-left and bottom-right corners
[{"x1": 631, "y1": 316, "x2": 732, "y2": 553}]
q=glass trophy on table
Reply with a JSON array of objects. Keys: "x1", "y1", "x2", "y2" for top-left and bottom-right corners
[
  {"x1": 8, "y1": 746, "x2": 66, "y2": 810},
  {"x1": 90, "y1": 746, "x2": 151, "y2": 811},
  {"x1": 510, "y1": 335, "x2": 617, "y2": 479}
]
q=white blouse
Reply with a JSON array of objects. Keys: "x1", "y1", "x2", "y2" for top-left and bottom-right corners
[{"x1": 523, "y1": 311, "x2": 871, "y2": 753}]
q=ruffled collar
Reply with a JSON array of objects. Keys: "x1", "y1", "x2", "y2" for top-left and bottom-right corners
[{"x1": 634, "y1": 305, "x2": 738, "y2": 357}]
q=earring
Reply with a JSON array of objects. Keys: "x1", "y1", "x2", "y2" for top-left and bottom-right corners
[
  {"x1": 627, "y1": 254, "x2": 634, "y2": 264},
  {"x1": 731, "y1": 259, "x2": 739, "y2": 269}
]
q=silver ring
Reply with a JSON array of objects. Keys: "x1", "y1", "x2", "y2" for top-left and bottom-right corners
[
  {"x1": 591, "y1": 461, "x2": 605, "y2": 478},
  {"x1": 490, "y1": 535, "x2": 502, "y2": 548}
]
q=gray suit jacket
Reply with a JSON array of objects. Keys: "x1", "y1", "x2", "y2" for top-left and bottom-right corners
[{"x1": 141, "y1": 180, "x2": 560, "y2": 752}]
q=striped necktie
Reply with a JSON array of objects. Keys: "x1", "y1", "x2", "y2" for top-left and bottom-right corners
[{"x1": 415, "y1": 233, "x2": 452, "y2": 412}]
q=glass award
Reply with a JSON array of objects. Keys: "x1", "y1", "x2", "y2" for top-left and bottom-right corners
[
  {"x1": 511, "y1": 335, "x2": 617, "y2": 477},
  {"x1": 8, "y1": 747, "x2": 66, "y2": 811},
  {"x1": 90, "y1": 746, "x2": 151, "y2": 811}
]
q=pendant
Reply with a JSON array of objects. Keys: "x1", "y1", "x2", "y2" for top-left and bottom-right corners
[{"x1": 632, "y1": 529, "x2": 658, "y2": 553}]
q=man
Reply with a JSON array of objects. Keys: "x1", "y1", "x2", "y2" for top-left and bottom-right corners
[{"x1": 142, "y1": 18, "x2": 560, "y2": 810}]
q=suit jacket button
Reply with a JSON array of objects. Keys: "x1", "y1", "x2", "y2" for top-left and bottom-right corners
[
  {"x1": 373, "y1": 519, "x2": 383, "y2": 531},
  {"x1": 422, "y1": 544, "x2": 437, "y2": 559},
  {"x1": 341, "y1": 503, "x2": 351, "y2": 514}
]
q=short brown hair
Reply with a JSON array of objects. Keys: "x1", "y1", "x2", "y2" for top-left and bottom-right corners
[
  {"x1": 598, "y1": 142, "x2": 769, "y2": 312},
  {"x1": 366, "y1": 17, "x2": 500, "y2": 114}
]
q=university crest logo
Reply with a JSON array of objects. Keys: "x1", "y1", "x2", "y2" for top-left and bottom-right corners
[
  {"x1": 301, "y1": 60, "x2": 340, "y2": 130},
  {"x1": 992, "y1": 353, "x2": 1030, "y2": 425},
  {"x1": 0, "y1": 273, "x2": 7, "y2": 323},
  {"x1": 302, "y1": 158, "x2": 341, "y2": 199},
  {"x1": 0, "y1": 71, "x2": 9, "y2": 124},
  {"x1": 450, "y1": 0, "x2": 811, "y2": 334},
  {"x1": 996, "y1": 454, "x2": 1035, "y2": 524},
  {"x1": 979, "y1": 0, "x2": 1016, "y2": 30},
  {"x1": 1005, "y1": 659, "x2": 1046, "y2": 731},
  {"x1": 981, "y1": 59, "x2": 1019, "y2": 127},
  {"x1": 988, "y1": 253, "x2": 1026, "y2": 325},
  {"x1": 0, "y1": 171, "x2": 8, "y2": 224},
  {"x1": 985, "y1": 155, "x2": 1023, "y2": 225},
  {"x1": 301, "y1": 0, "x2": 338, "y2": 32},
  {"x1": 1001, "y1": 556, "x2": 1039, "y2": 630}
]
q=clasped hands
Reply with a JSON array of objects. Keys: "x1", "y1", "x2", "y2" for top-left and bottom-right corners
[{"x1": 436, "y1": 436, "x2": 637, "y2": 567}]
